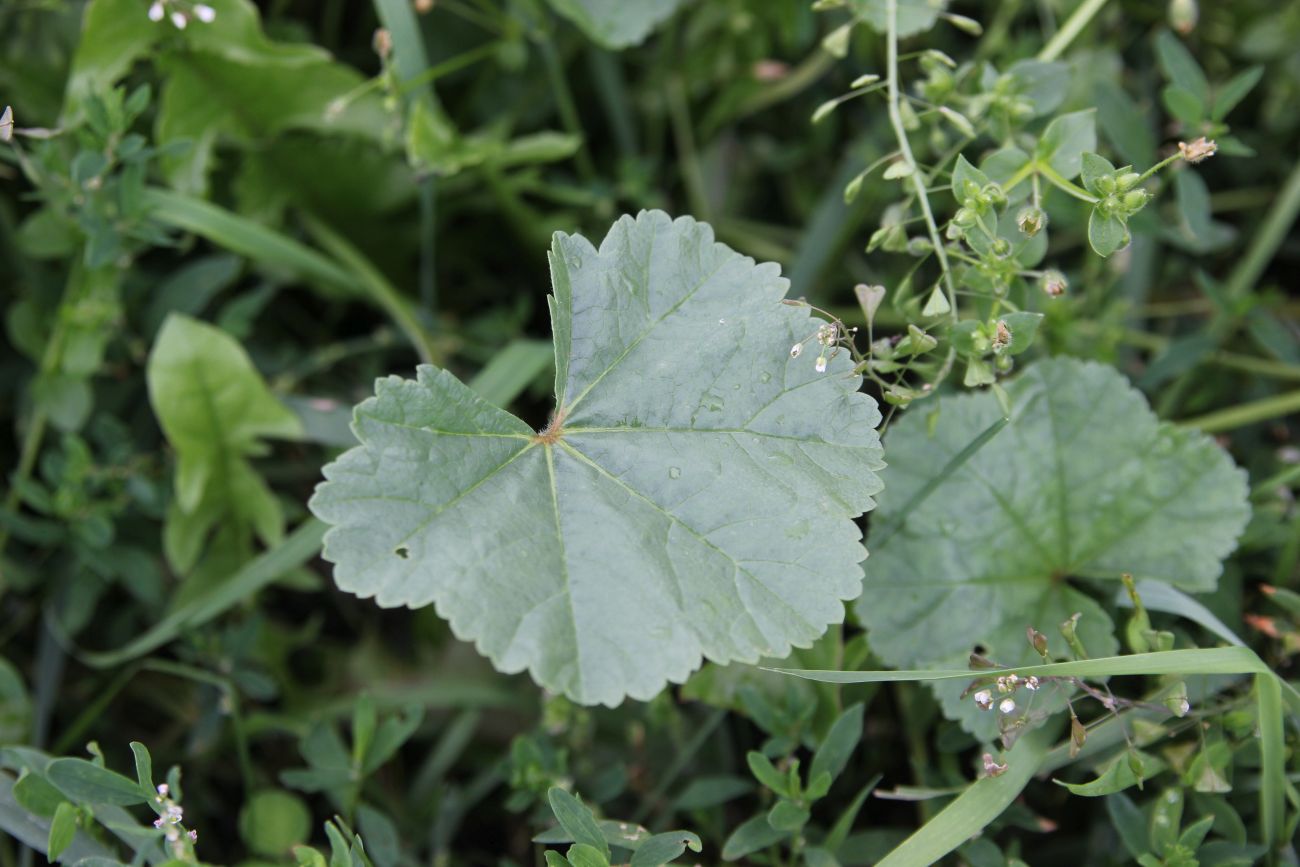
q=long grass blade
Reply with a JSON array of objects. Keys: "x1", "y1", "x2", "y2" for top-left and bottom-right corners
[
  {"x1": 80, "y1": 519, "x2": 326, "y2": 667},
  {"x1": 773, "y1": 647, "x2": 1270, "y2": 683},
  {"x1": 875, "y1": 727, "x2": 1052, "y2": 867},
  {"x1": 144, "y1": 188, "x2": 355, "y2": 295}
]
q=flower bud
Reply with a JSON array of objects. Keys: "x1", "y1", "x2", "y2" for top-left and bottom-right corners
[
  {"x1": 1069, "y1": 716, "x2": 1086, "y2": 757},
  {"x1": 991, "y1": 238, "x2": 1011, "y2": 256},
  {"x1": 1169, "y1": 0, "x2": 1198, "y2": 33},
  {"x1": 974, "y1": 690, "x2": 993, "y2": 710},
  {"x1": 1027, "y1": 626, "x2": 1049, "y2": 656},
  {"x1": 1016, "y1": 206, "x2": 1047, "y2": 237},
  {"x1": 1041, "y1": 269, "x2": 1067, "y2": 297}
]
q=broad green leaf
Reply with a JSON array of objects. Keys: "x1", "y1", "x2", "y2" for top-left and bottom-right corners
[
  {"x1": 1095, "y1": 80, "x2": 1157, "y2": 169},
  {"x1": 1160, "y1": 85, "x2": 1204, "y2": 127},
  {"x1": 148, "y1": 314, "x2": 301, "y2": 574},
  {"x1": 547, "y1": 789, "x2": 609, "y2": 860},
  {"x1": 979, "y1": 147, "x2": 1031, "y2": 190},
  {"x1": 809, "y1": 703, "x2": 864, "y2": 786},
  {"x1": 1080, "y1": 153, "x2": 1116, "y2": 197},
  {"x1": 721, "y1": 813, "x2": 791, "y2": 861},
  {"x1": 767, "y1": 799, "x2": 809, "y2": 832},
  {"x1": 64, "y1": 0, "x2": 160, "y2": 111},
  {"x1": 1212, "y1": 66, "x2": 1264, "y2": 122},
  {"x1": 629, "y1": 831, "x2": 703, "y2": 867},
  {"x1": 848, "y1": 0, "x2": 949, "y2": 38},
  {"x1": 998, "y1": 312, "x2": 1042, "y2": 356},
  {"x1": 48, "y1": 802, "x2": 78, "y2": 861},
  {"x1": 1154, "y1": 31, "x2": 1209, "y2": 103},
  {"x1": 949, "y1": 154, "x2": 989, "y2": 203},
  {"x1": 1035, "y1": 110, "x2": 1096, "y2": 180},
  {"x1": 1056, "y1": 750, "x2": 1165, "y2": 796},
  {"x1": 747, "y1": 752, "x2": 792, "y2": 798},
  {"x1": 546, "y1": 0, "x2": 686, "y2": 49},
  {"x1": 46, "y1": 759, "x2": 148, "y2": 806},
  {"x1": 1088, "y1": 208, "x2": 1129, "y2": 258},
  {"x1": 1005, "y1": 60, "x2": 1069, "y2": 117},
  {"x1": 311, "y1": 211, "x2": 884, "y2": 706},
  {"x1": 0, "y1": 658, "x2": 30, "y2": 744},
  {"x1": 855, "y1": 358, "x2": 1249, "y2": 735}
]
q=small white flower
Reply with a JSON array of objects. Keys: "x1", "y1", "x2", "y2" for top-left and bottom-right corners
[
  {"x1": 156, "y1": 783, "x2": 169, "y2": 796},
  {"x1": 814, "y1": 355, "x2": 828, "y2": 373},
  {"x1": 981, "y1": 753, "x2": 1008, "y2": 777},
  {"x1": 171, "y1": 10, "x2": 187, "y2": 28},
  {"x1": 193, "y1": 3, "x2": 216, "y2": 22},
  {"x1": 148, "y1": 1, "x2": 166, "y2": 21},
  {"x1": 999, "y1": 697, "x2": 1016, "y2": 714},
  {"x1": 789, "y1": 342, "x2": 803, "y2": 359},
  {"x1": 1005, "y1": 673, "x2": 1019, "y2": 687},
  {"x1": 973, "y1": 689, "x2": 993, "y2": 710},
  {"x1": 1025, "y1": 676, "x2": 1040, "y2": 691},
  {"x1": 996, "y1": 676, "x2": 1010, "y2": 693}
]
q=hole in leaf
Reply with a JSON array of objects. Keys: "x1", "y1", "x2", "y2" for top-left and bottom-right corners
[{"x1": 394, "y1": 546, "x2": 410, "y2": 559}]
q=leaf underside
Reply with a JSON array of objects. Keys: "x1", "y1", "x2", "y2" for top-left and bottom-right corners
[
  {"x1": 312, "y1": 211, "x2": 885, "y2": 706},
  {"x1": 857, "y1": 357, "x2": 1249, "y2": 735}
]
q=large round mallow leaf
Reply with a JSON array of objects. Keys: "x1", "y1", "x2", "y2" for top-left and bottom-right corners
[
  {"x1": 311, "y1": 211, "x2": 885, "y2": 707},
  {"x1": 856, "y1": 357, "x2": 1249, "y2": 737},
  {"x1": 546, "y1": 0, "x2": 686, "y2": 49}
]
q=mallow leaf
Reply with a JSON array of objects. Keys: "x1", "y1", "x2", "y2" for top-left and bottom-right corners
[
  {"x1": 848, "y1": 0, "x2": 949, "y2": 38},
  {"x1": 857, "y1": 357, "x2": 1248, "y2": 735},
  {"x1": 546, "y1": 0, "x2": 687, "y2": 49},
  {"x1": 311, "y1": 211, "x2": 884, "y2": 706}
]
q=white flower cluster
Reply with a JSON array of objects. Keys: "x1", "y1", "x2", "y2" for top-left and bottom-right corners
[
  {"x1": 153, "y1": 783, "x2": 197, "y2": 857},
  {"x1": 972, "y1": 673, "x2": 1041, "y2": 715},
  {"x1": 790, "y1": 321, "x2": 846, "y2": 374},
  {"x1": 148, "y1": 0, "x2": 216, "y2": 29}
]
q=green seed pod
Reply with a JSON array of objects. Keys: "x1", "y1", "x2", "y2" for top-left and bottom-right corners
[
  {"x1": 1121, "y1": 189, "x2": 1149, "y2": 212},
  {"x1": 1116, "y1": 171, "x2": 1141, "y2": 191}
]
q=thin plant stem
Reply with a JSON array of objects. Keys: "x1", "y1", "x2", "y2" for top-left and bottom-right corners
[
  {"x1": 886, "y1": 0, "x2": 960, "y2": 391},
  {"x1": 1037, "y1": 0, "x2": 1110, "y2": 62},
  {"x1": 537, "y1": 34, "x2": 596, "y2": 183},
  {"x1": 1223, "y1": 155, "x2": 1300, "y2": 303}
]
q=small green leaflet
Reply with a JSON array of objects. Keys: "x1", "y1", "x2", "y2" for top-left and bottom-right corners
[
  {"x1": 856, "y1": 357, "x2": 1249, "y2": 735},
  {"x1": 312, "y1": 211, "x2": 885, "y2": 706}
]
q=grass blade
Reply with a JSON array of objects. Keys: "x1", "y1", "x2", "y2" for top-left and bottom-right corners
[
  {"x1": 79, "y1": 519, "x2": 325, "y2": 667},
  {"x1": 144, "y1": 188, "x2": 355, "y2": 295},
  {"x1": 300, "y1": 212, "x2": 439, "y2": 364},
  {"x1": 773, "y1": 647, "x2": 1270, "y2": 683},
  {"x1": 1257, "y1": 673, "x2": 1285, "y2": 851},
  {"x1": 875, "y1": 727, "x2": 1052, "y2": 867}
]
